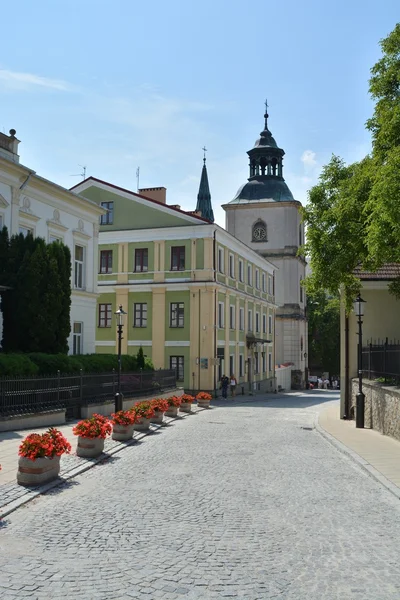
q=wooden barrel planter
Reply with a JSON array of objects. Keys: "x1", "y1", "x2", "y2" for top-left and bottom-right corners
[
  {"x1": 133, "y1": 417, "x2": 151, "y2": 432},
  {"x1": 150, "y1": 410, "x2": 164, "y2": 425},
  {"x1": 76, "y1": 437, "x2": 105, "y2": 458},
  {"x1": 179, "y1": 402, "x2": 192, "y2": 414},
  {"x1": 17, "y1": 456, "x2": 60, "y2": 487},
  {"x1": 112, "y1": 424, "x2": 134, "y2": 442},
  {"x1": 165, "y1": 405, "x2": 179, "y2": 418}
]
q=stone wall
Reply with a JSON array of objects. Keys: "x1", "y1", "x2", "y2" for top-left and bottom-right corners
[{"x1": 351, "y1": 378, "x2": 400, "y2": 442}]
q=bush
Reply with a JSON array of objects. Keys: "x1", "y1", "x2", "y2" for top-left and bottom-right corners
[
  {"x1": 27, "y1": 353, "x2": 76, "y2": 375},
  {"x1": 0, "y1": 353, "x2": 39, "y2": 376}
]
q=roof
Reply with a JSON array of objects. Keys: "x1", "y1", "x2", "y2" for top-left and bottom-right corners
[
  {"x1": 229, "y1": 178, "x2": 295, "y2": 204},
  {"x1": 354, "y1": 263, "x2": 400, "y2": 281},
  {"x1": 70, "y1": 176, "x2": 211, "y2": 223}
]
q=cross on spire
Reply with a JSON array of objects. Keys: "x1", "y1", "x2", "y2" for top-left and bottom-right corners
[
  {"x1": 202, "y1": 146, "x2": 207, "y2": 164},
  {"x1": 265, "y1": 98, "x2": 269, "y2": 112}
]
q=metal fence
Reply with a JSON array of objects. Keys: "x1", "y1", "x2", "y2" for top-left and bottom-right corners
[
  {"x1": 362, "y1": 339, "x2": 400, "y2": 381},
  {"x1": 0, "y1": 369, "x2": 177, "y2": 419}
]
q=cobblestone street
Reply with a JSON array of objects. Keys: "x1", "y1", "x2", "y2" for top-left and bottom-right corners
[{"x1": 1, "y1": 392, "x2": 400, "y2": 599}]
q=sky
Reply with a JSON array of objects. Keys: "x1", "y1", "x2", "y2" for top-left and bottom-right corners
[{"x1": 1, "y1": 0, "x2": 399, "y2": 227}]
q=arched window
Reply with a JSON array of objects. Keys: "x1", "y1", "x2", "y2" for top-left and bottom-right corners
[{"x1": 252, "y1": 219, "x2": 267, "y2": 243}]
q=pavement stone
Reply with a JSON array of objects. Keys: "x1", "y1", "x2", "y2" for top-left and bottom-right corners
[{"x1": 1, "y1": 391, "x2": 400, "y2": 598}]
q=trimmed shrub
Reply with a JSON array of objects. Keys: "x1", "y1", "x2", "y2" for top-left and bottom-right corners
[
  {"x1": 27, "y1": 353, "x2": 76, "y2": 375},
  {"x1": 0, "y1": 354, "x2": 39, "y2": 376}
]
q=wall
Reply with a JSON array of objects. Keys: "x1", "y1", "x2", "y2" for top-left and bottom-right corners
[{"x1": 351, "y1": 379, "x2": 400, "y2": 442}]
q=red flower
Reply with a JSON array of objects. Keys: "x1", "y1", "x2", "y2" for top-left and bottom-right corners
[
  {"x1": 19, "y1": 428, "x2": 71, "y2": 460},
  {"x1": 150, "y1": 398, "x2": 169, "y2": 412},
  {"x1": 131, "y1": 401, "x2": 155, "y2": 420},
  {"x1": 111, "y1": 410, "x2": 137, "y2": 426},
  {"x1": 72, "y1": 414, "x2": 112, "y2": 439},
  {"x1": 196, "y1": 392, "x2": 212, "y2": 400},
  {"x1": 181, "y1": 394, "x2": 195, "y2": 403},
  {"x1": 166, "y1": 396, "x2": 182, "y2": 407}
]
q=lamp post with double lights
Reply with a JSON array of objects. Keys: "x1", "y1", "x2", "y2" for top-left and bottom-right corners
[
  {"x1": 353, "y1": 294, "x2": 366, "y2": 428},
  {"x1": 114, "y1": 304, "x2": 127, "y2": 413}
]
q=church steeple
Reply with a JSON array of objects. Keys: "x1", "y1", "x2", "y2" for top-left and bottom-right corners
[{"x1": 196, "y1": 147, "x2": 214, "y2": 222}]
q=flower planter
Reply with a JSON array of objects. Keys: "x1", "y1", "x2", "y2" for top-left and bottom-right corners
[
  {"x1": 150, "y1": 410, "x2": 164, "y2": 425},
  {"x1": 17, "y1": 455, "x2": 60, "y2": 487},
  {"x1": 112, "y1": 424, "x2": 134, "y2": 442},
  {"x1": 76, "y1": 436, "x2": 105, "y2": 458},
  {"x1": 179, "y1": 402, "x2": 193, "y2": 414},
  {"x1": 133, "y1": 417, "x2": 151, "y2": 432},
  {"x1": 197, "y1": 399, "x2": 211, "y2": 409},
  {"x1": 165, "y1": 405, "x2": 179, "y2": 418}
]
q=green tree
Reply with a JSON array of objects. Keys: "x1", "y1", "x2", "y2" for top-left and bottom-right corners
[
  {"x1": 307, "y1": 291, "x2": 340, "y2": 376},
  {"x1": 136, "y1": 346, "x2": 145, "y2": 370},
  {"x1": 302, "y1": 23, "x2": 400, "y2": 310},
  {"x1": 47, "y1": 242, "x2": 71, "y2": 353}
]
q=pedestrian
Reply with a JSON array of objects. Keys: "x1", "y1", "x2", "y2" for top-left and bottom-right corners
[
  {"x1": 230, "y1": 374, "x2": 237, "y2": 397},
  {"x1": 220, "y1": 374, "x2": 229, "y2": 399},
  {"x1": 333, "y1": 379, "x2": 338, "y2": 390},
  {"x1": 318, "y1": 377, "x2": 322, "y2": 389}
]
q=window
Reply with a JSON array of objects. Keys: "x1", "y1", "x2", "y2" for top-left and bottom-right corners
[
  {"x1": 49, "y1": 234, "x2": 62, "y2": 243},
  {"x1": 229, "y1": 254, "x2": 235, "y2": 278},
  {"x1": 254, "y1": 352, "x2": 259, "y2": 374},
  {"x1": 268, "y1": 315, "x2": 272, "y2": 335},
  {"x1": 134, "y1": 303, "x2": 147, "y2": 327},
  {"x1": 268, "y1": 352, "x2": 272, "y2": 372},
  {"x1": 247, "y1": 264, "x2": 252, "y2": 286},
  {"x1": 218, "y1": 247, "x2": 224, "y2": 273},
  {"x1": 239, "y1": 307, "x2": 244, "y2": 331},
  {"x1": 299, "y1": 224, "x2": 302, "y2": 246},
  {"x1": 239, "y1": 354, "x2": 244, "y2": 377},
  {"x1": 262, "y1": 352, "x2": 266, "y2": 373},
  {"x1": 273, "y1": 273, "x2": 275, "y2": 295},
  {"x1": 0, "y1": 214, "x2": 3, "y2": 229},
  {"x1": 268, "y1": 276, "x2": 273, "y2": 294},
  {"x1": 100, "y1": 250, "x2": 113, "y2": 274},
  {"x1": 100, "y1": 201, "x2": 114, "y2": 225},
  {"x1": 170, "y1": 302, "x2": 184, "y2": 327},
  {"x1": 171, "y1": 246, "x2": 185, "y2": 271},
  {"x1": 135, "y1": 248, "x2": 148, "y2": 272},
  {"x1": 255, "y1": 269, "x2": 260, "y2": 289},
  {"x1": 98, "y1": 303, "x2": 112, "y2": 328},
  {"x1": 19, "y1": 226, "x2": 33, "y2": 237},
  {"x1": 262, "y1": 314, "x2": 267, "y2": 334},
  {"x1": 74, "y1": 245, "x2": 85, "y2": 289},
  {"x1": 239, "y1": 259, "x2": 244, "y2": 282},
  {"x1": 229, "y1": 305, "x2": 235, "y2": 329},
  {"x1": 248, "y1": 310, "x2": 253, "y2": 332},
  {"x1": 229, "y1": 355, "x2": 234, "y2": 377},
  {"x1": 255, "y1": 312, "x2": 260, "y2": 333},
  {"x1": 218, "y1": 302, "x2": 225, "y2": 328},
  {"x1": 262, "y1": 273, "x2": 266, "y2": 292},
  {"x1": 300, "y1": 277, "x2": 304, "y2": 303},
  {"x1": 72, "y1": 322, "x2": 83, "y2": 355},
  {"x1": 170, "y1": 356, "x2": 184, "y2": 381},
  {"x1": 252, "y1": 219, "x2": 267, "y2": 242}
]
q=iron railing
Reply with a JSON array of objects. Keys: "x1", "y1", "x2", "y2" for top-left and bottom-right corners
[
  {"x1": 0, "y1": 369, "x2": 177, "y2": 418},
  {"x1": 362, "y1": 338, "x2": 400, "y2": 382}
]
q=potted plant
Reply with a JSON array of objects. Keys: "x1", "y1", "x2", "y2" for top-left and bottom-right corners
[
  {"x1": 180, "y1": 394, "x2": 195, "y2": 413},
  {"x1": 165, "y1": 395, "x2": 182, "y2": 418},
  {"x1": 73, "y1": 414, "x2": 112, "y2": 458},
  {"x1": 131, "y1": 401, "x2": 155, "y2": 431},
  {"x1": 111, "y1": 410, "x2": 137, "y2": 441},
  {"x1": 196, "y1": 391, "x2": 212, "y2": 409},
  {"x1": 150, "y1": 398, "x2": 170, "y2": 424},
  {"x1": 17, "y1": 428, "x2": 71, "y2": 486}
]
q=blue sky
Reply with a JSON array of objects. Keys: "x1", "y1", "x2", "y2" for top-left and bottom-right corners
[{"x1": 1, "y1": 1, "x2": 398, "y2": 226}]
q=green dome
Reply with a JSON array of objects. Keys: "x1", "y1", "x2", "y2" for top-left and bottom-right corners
[{"x1": 230, "y1": 177, "x2": 294, "y2": 204}]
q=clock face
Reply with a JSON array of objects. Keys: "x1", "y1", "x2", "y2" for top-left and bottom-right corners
[{"x1": 253, "y1": 227, "x2": 266, "y2": 241}]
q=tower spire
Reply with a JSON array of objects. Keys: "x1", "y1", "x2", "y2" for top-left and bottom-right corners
[
  {"x1": 264, "y1": 98, "x2": 269, "y2": 130},
  {"x1": 196, "y1": 148, "x2": 214, "y2": 222}
]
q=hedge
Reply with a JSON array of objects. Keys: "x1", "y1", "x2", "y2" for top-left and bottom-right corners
[{"x1": 0, "y1": 353, "x2": 154, "y2": 377}]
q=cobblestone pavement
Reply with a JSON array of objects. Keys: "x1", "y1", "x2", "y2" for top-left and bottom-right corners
[{"x1": 1, "y1": 392, "x2": 400, "y2": 599}]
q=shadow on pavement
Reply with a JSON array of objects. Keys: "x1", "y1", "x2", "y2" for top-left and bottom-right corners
[{"x1": 209, "y1": 390, "x2": 339, "y2": 409}]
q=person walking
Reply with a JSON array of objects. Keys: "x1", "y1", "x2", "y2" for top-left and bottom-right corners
[
  {"x1": 220, "y1": 374, "x2": 229, "y2": 399},
  {"x1": 230, "y1": 374, "x2": 237, "y2": 397}
]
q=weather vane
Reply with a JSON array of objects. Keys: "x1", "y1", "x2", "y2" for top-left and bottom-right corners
[{"x1": 265, "y1": 98, "x2": 269, "y2": 112}]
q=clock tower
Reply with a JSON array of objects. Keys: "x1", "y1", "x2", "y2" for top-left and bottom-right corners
[{"x1": 222, "y1": 102, "x2": 308, "y2": 389}]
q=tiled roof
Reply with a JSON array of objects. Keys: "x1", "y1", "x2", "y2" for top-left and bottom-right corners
[{"x1": 354, "y1": 263, "x2": 400, "y2": 280}]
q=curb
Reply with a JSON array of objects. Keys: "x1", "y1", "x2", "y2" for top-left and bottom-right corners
[
  {"x1": 0, "y1": 408, "x2": 203, "y2": 520},
  {"x1": 315, "y1": 417, "x2": 400, "y2": 501}
]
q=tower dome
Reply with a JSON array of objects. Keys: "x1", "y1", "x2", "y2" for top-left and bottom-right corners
[{"x1": 230, "y1": 102, "x2": 294, "y2": 204}]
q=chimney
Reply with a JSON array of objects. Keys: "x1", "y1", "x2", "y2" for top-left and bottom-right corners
[
  {"x1": 0, "y1": 129, "x2": 20, "y2": 163},
  {"x1": 138, "y1": 186, "x2": 166, "y2": 204}
]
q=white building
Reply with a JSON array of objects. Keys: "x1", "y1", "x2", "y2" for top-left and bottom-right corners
[
  {"x1": 0, "y1": 129, "x2": 104, "y2": 355},
  {"x1": 223, "y1": 105, "x2": 308, "y2": 388}
]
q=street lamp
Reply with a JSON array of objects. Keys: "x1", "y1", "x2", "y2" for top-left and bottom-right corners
[
  {"x1": 114, "y1": 304, "x2": 127, "y2": 413},
  {"x1": 353, "y1": 295, "x2": 366, "y2": 428}
]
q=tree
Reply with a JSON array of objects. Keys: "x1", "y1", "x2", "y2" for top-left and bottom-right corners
[
  {"x1": 136, "y1": 346, "x2": 145, "y2": 370},
  {"x1": 307, "y1": 291, "x2": 340, "y2": 376},
  {"x1": 302, "y1": 24, "x2": 400, "y2": 310}
]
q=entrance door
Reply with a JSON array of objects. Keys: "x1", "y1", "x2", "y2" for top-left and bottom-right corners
[{"x1": 217, "y1": 348, "x2": 225, "y2": 382}]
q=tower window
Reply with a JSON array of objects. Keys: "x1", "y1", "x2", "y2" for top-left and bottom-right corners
[{"x1": 252, "y1": 220, "x2": 267, "y2": 242}]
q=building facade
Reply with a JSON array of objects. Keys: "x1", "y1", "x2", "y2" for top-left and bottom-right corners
[
  {"x1": 0, "y1": 130, "x2": 104, "y2": 354},
  {"x1": 223, "y1": 104, "x2": 308, "y2": 388},
  {"x1": 72, "y1": 176, "x2": 277, "y2": 392}
]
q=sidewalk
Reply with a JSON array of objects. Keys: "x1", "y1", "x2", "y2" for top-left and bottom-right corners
[{"x1": 318, "y1": 403, "x2": 400, "y2": 498}]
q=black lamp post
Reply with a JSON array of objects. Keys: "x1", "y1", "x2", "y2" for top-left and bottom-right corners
[
  {"x1": 353, "y1": 295, "x2": 366, "y2": 428},
  {"x1": 114, "y1": 304, "x2": 127, "y2": 413}
]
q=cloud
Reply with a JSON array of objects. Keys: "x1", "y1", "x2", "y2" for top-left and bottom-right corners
[
  {"x1": 301, "y1": 149, "x2": 317, "y2": 171},
  {"x1": 0, "y1": 69, "x2": 73, "y2": 91}
]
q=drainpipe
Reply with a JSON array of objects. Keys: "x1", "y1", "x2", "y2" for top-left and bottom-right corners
[{"x1": 19, "y1": 172, "x2": 33, "y2": 190}]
